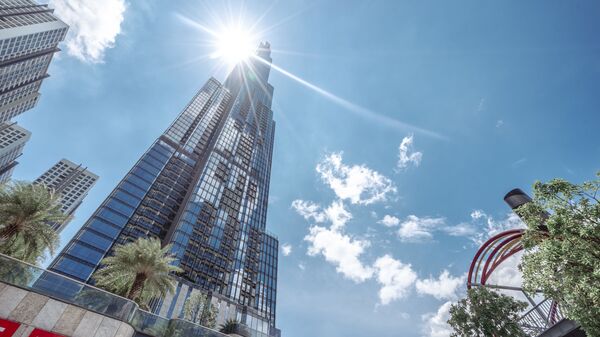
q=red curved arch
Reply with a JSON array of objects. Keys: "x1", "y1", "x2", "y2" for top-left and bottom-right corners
[{"x1": 467, "y1": 229, "x2": 524, "y2": 288}]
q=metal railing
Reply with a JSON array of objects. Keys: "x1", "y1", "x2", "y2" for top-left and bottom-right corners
[{"x1": 518, "y1": 298, "x2": 564, "y2": 336}]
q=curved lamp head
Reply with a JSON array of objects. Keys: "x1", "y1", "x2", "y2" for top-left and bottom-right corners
[
  {"x1": 504, "y1": 188, "x2": 548, "y2": 231},
  {"x1": 503, "y1": 188, "x2": 532, "y2": 210}
]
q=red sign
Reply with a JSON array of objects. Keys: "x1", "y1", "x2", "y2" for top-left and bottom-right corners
[
  {"x1": 28, "y1": 329, "x2": 65, "y2": 337},
  {"x1": 0, "y1": 318, "x2": 20, "y2": 337}
]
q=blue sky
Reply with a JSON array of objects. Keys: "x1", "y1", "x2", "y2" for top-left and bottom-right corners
[{"x1": 17, "y1": 1, "x2": 600, "y2": 336}]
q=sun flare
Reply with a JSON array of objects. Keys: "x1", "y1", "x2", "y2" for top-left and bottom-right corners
[{"x1": 212, "y1": 26, "x2": 256, "y2": 66}]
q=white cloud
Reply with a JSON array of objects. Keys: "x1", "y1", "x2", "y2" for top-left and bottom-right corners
[
  {"x1": 416, "y1": 271, "x2": 466, "y2": 300},
  {"x1": 316, "y1": 152, "x2": 396, "y2": 205},
  {"x1": 379, "y1": 215, "x2": 400, "y2": 227},
  {"x1": 374, "y1": 255, "x2": 417, "y2": 305},
  {"x1": 305, "y1": 225, "x2": 374, "y2": 283},
  {"x1": 471, "y1": 211, "x2": 525, "y2": 245},
  {"x1": 442, "y1": 222, "x2": 477, "y2": 237},
  {"x1": 397, "y1": 135, "x2": 423, "y2": 170},
  {"x1": 291, "y1": 200, "x2": 326, "y2": 223},
  {"x1": 470, "y1": 210, "x2": 486, "y2": 220},
  {"x1": 422, "y1": 301, "x2": 454, "y2": 337},
  {"x1": 323, "y1": 200, "x2": 353, "y2": 230},
  {"x1": 397, "y1": 215, "x2": 445, "y2": 242},
  {"x1": 281, "y1": 243, "x2": 292, "y2": 256},
  {"x1": 50, "y1": 0, "x2": 126, "y2": 63},
  {"x1": 291, "y1": 199, "x2": 352, "y2": 230}
]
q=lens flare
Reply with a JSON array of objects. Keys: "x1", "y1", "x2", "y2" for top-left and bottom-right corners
[{"x1": 212, "y1": 26, "x2": 255, "y2": 65}]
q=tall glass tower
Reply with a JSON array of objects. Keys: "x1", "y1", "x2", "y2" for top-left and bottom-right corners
[{"x1": 50, "y1": 42, "x2": 279, "y2": 336}]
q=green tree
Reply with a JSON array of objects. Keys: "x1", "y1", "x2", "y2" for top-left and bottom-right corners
[
  {"x1": 219, "y1": 319, "x2": 249, "y2": 337},
  {"x1": 517, "y1": 172, "x2": 600, "y2": 336},
  {"x1": 93, "y1": 237, "x2": 182, "y2": 307},
  {"x1": 448, "y1": 287, "x2": 527, "y2": 337},
  {"x1": 0, "y1": 181, "x2": 66, "y2": 264},
  {"x1": 183, "y1": 291, "x2": 218, "y2": 328}
]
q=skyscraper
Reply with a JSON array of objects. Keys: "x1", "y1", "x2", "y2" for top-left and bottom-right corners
[
  {"x1": 34, "y1": 159, "x2": 99, "y2": 232},
  {"x1": 50, "y1": 42, "x2": 279, "y2": 336},
  {"x1": 0, "y1": 0, "x2": 68, "y2": 123},
  {"x1": 0, "y1": 122, "x2": 30, "y2": 182}
]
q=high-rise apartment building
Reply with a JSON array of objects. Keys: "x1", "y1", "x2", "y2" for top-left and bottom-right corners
[
  {"x1": 34, "y1": 159, "x2": 98, "y2": 232},
  {"x1": 0, "y1": 0, "x2": 68, "y2": 123},
  {"x1": 0, "y1": 121, "x2": 29, "y2": 182},
  {"x1": 50, "y1": 43, "x2": 279, "y2": 336}
]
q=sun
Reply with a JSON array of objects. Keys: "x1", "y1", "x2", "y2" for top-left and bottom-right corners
[{"x1": 212, "y1": 26, "x2": 256, "y2": 66}]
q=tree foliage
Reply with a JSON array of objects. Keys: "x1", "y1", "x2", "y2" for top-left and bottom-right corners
[
  {"x1": 219, "y1": 319, "x2": 249, "y2": 337},
  {"x1": 183, "y1": 291, "x2": 218, "y2": 328},
  {"x1": 517, "y1": 172, "x2": 600, "y2": 336},
  {"x1": 0, "y1": 181, "x2": 66, "y2": 264},
  {"x1": 448, "y1": 287, "x2": 527, "y2": 337},
  {"x1": 93, "y1": 237, "x2": 182, "y2": 307}
]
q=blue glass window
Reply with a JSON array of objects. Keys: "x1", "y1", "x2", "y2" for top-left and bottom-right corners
[
  {"x1": 68, "y1": 243, "x2": 104, "y2": 265},
  {"x1": 144, "y1": 153, "x2": 167, "y2": 170},
  {"x1": 120, "y1": 181, "x2": 147, "y2": 198},
  {"x1": 79, "y1": 230, "x2": 113, "y2": 251},
  {"x1": 53, "y1": 257, "x2": 93, "y2": 281},
  {"x1": 155, "y1": 141, "x2": 175, "y2": 157},
  {"x1": 97, "y1": 208, "x2": 128, "y2": 227},
  {"x1": 132, "y1": 167, "x2": 156, "y2": 183},
  {"x1": 138, "y1": 161, "x2": 161, "y2": 176},
  {"x1": 125, "y1": 174, "x2": 152, "y2": 191},
  {"x1": 105, "y1": 199, "x2": 135, "y2": 217},
  {"x1": 114, "y1": 190, "x2": 141, "y2": 208},
  {"x1": 87, "y1": 218, "x2": 121, "y2": 238}
]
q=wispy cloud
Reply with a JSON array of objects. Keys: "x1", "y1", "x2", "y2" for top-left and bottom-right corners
[
  {"x1": 50, "y1": 0, "x2": 126, "y2": 63},
  {"x1": 396, "y1": 215, "x2": 445, "y2": 242},
  {"x1": 291, "y1": 199, "x2": 352, "y2": 231},
  {"x1": 316, "y1": 152, "x2": 397, "y2": 205},
  {"x1": 281, "y1": 243, "x2": 292, "y2": 256},
  {"x1": 477, "y1": 98, "x2": 486, "y2": 113},
  {"x1": 511, "y1": 157, "x2": 527, "y2": 168},
  {"x1": 397, "y1": 135, "x2": 423, "y2": 170}
]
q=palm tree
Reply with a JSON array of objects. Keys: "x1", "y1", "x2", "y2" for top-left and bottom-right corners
[
  {"x1": 219, "y1": 319, "x2": 249, "y2": 337},
  {"x1": 0, "y1": 181, "x2": 66, "y2": 264},
  {"x1": 93, "y1": 237, "x2": 182, "y2": 306}
]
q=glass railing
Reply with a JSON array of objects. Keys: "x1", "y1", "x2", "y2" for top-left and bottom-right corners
[
  {"x1": 131, "y1": 310, "x2": 171, "y2": 337},
  {"x1": 130, "y1": 312, "x2": 230, "y2": 337},
  {"x1": 0, "y1": 253, "x2": 138, "y2": 322},
  {"x1": 0, "y1": 253, "x2": 269, "y2": 337},
  {"x1": 166, "y1": 319, "x2": 229, "y2": 337}
]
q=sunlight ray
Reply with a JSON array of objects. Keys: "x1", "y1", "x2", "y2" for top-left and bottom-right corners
[{"x1": 251, "y1": 56, "x2": 446, "y2": 140}]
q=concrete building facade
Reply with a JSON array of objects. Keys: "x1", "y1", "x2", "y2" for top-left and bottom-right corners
[
  {"x1": 0, "y1": 0, "x2": 68, "y2": 123},
  {"x1": 0, "y1": 122, "x2": 29, "y2": 182},
  {"x1": 34, "y1": 159, "x2": 99, "y2": 232}
]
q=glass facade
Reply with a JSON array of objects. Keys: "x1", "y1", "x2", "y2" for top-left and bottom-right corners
[{"x1": 50, "y1": 42, "x2": 279, "y2": 335}]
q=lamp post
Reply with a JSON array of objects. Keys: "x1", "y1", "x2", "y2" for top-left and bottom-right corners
[{"x1": 504, "y1": 188, "x2": 548, "y2": 231}]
